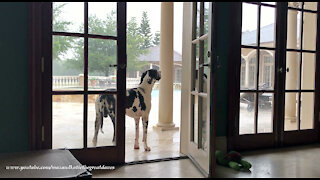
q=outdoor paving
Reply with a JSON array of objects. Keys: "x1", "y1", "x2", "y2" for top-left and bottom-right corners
[{"x1": 52, "y1": 91, "x2": 182, "y2": 162}]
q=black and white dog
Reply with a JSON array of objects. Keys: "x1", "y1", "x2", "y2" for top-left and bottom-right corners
[{"x1": 92, "y1": 69, "x2": 161, "y2": 151}]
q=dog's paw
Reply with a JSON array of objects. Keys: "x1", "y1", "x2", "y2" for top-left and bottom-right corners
[
  {"x1": 144, "y1": 147, "x2": 151, "y2": 151},
  {"x1": 92, "y1": 140, "x2": 97, "y2": 147},
  {"x1": 134, "y1": 144, "x2": 140, "y2": 150}
]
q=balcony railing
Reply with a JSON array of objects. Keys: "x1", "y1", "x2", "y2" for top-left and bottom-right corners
[{"x1": 52, "y1": 75, "x2": 181, "y2": 90}]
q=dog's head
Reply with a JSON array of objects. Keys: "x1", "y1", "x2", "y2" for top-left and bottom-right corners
[{"x1": 140, "y1": 69, "x2": 161, "y2": 85}]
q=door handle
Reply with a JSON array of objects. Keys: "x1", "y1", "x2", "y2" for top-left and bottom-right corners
[
  {"x1": 200, "y1": 62, "x2": 211, "y2": 68},
  {"x1": 109, "y1": 64, "x2": 126, "y2": 69},
  {"x1": 278, "y1": 67, "x2": 284, "y2": 73}
]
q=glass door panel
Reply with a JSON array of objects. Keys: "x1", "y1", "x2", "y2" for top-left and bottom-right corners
[{"x1": 50, "y1": 2, "x2": 127, "y2": 165}]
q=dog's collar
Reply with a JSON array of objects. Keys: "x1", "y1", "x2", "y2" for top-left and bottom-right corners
[{"x1": 138, "y1": 87, "x2": 145, "y2": 93}]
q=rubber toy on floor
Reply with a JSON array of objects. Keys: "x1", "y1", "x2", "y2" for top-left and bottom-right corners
[{"x1": 215, "y1": 150, "x2": 252, "y2": 171}]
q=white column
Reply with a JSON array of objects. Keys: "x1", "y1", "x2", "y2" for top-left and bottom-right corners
[
  {"x1": 154, "y1": 2, "x2": 179, "y2": 131},
  {"x1": 244, "y1": 57, "x2": 250, "y2": 88},
  {"x1": 285, "y1": 6, "x2": 298, "y2": 122}
]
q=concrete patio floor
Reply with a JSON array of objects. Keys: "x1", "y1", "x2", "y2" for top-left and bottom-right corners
[{"x1": 52, "y1": 92, "x2": 182, "y2": 162}]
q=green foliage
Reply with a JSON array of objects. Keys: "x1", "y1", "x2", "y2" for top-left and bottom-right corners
[
  {"x1": 53, "y1": 6, "x2": 153, "y2": 77},
  {"x1": 139, "y1": 11, "x2": 153, "y2": 49},
  {"x1": 153, "y1": 31, "x2": 160, "y2": 46},
  {"x1": 52, "y1": 3, "x2": 74, "y2": 62},
  {"x1": 127, "y1": 17, "x2": 149, "y2": 75}
]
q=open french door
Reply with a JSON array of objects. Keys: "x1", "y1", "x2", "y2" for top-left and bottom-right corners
[
  {"x1": 41, "y1": 2, "x2": 127, "y2": 165},
  {"x1": 182, "y1": 2, "x2": 216, "y2": 177}
]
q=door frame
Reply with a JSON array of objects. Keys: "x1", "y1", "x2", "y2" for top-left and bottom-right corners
[
  {"x1": 228, "y1": 2, "x2": 320, "y2": 151},
  {"x1": 29, "y1": 2, "x2": 127, "y2": 166}
]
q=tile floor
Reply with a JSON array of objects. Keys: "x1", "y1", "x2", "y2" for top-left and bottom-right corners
[
  {"x1": 91, "y1": 144, "x2": 320, "y2": 178},
  {"x1": 215, "y1": 144, "x2": 320, "y2": 178},
  {"x1": 91, "y1": 159, "x2": 204, "y2": 178}
]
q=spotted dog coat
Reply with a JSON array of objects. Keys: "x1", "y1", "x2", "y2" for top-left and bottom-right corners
[{"x1": 92, "y1": 69, "x2": 161, "y2": 151}]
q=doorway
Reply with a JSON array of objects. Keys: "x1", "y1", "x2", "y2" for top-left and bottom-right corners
[
  {"x1": 48, "y1": 1, "x2": 185, "y2": 165},
  {"x1": 230, "y1": 2, "x2": 320, "y2": 151}
]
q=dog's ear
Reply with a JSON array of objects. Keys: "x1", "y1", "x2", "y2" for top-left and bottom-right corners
[{"x1": 140, "y1": 71, "x2": 148, "y2": 84}]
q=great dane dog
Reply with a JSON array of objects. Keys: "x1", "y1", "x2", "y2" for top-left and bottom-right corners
[{"x1": 92, "y1": 69, "x2": 161, "y2": 151}]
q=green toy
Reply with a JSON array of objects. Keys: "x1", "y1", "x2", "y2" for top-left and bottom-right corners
[{"x1": 215, "y1": 150, "x2": 252, "y2": 171}]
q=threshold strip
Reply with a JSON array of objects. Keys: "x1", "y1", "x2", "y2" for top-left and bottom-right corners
[{"x1": 124, "y1": 156, "x2": 189, "y2": 166}]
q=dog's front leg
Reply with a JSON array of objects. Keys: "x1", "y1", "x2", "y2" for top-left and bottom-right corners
[
  {"x1": 134, "y1": 118, "x2": 140, "y2": 149},
  {"x1": 142, "y1": 116, "x2": 150, "y2": 151}
]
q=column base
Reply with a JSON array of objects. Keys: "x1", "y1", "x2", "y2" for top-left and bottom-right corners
[{"x1": 153, "y1": 123, "x2": 179, "y2": 131}]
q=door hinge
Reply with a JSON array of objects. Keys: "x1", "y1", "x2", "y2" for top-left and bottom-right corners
[
  {"x1": 41, "y1": 57, "x2": 45, "y2": 73},
  {"x1": 41, "y1": 126, "x2": 45, "y2": 142}
]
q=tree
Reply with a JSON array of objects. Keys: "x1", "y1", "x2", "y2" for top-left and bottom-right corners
[
  {"x1": 65, "y1": 11, "x2": 150, "y2": 77},
  {"x1": 127, "y1": 17, "x2": 149, "y2": 76},
  {"x1": 52, "y1": 3, "x2": 77, "y2": 76},
  {"x1": 153, "y1": 31, "x2": 160, "y2": 46},
  {"x1": 139, "y1": 11, "x2": 153, "y2": 49},
  {"x1": 52, "y1": 3, "x2": 74, "y2": 62}
]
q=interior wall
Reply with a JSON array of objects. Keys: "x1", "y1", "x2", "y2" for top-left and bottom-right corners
[
  {"x1": 0, "y1": 2, "x2": 29, "y2": 153},
  {"x1": 214, "y1": 2, "x2": 230, "y2": 138}
]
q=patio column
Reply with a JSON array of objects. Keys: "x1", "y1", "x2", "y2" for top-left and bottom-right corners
[
  {"x1": 245, "y1": 57, "x2": 250, "y2": 88},
  {"x1": 285, "y1": 3, "x2": 298, "y2": 121},
  {"x1": 154, "y1": 2, "x2": 179, "y2": 131}
]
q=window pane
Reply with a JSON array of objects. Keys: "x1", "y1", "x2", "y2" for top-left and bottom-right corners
[
  {"x1": 193, "y1": 43, "x2": 200, "y2": 91},
  {"x1": 260, "y1": 6, "x2": 275, "y2": 48},
  {"x1": 88, "y1": 2, "x2": 117, "y2": 36},
  {"x1": 304, "y1": 2, "x2": 318, "y2": 11},
  {"x1": 196, "y1": 2, "x2": 201, "y2": 38},
  {"x1": 287, "y1": 10, "x2": 301, "y2": 50},
  {"x1": 288, "y1": 2, "x2": 302, "y2": 9},
  {"x1": 259, "y1": 50, "x2": 275, "y2": 90},
  {"x1": 242, "y1": 3, "x2": 258, "y2": 46},
  {"x1": 262, "y1": 2, "x2": 276, "y2": 5},
  {"x1": 239, "y1": 93, "x2": 256, "y2": 135},
  {"x1": 241, "y1": 48, "x2": 257, "y2": 90},
  {"x1": 302, "y1": 12, "x2": 317, "y2": 51},
  {"x1": 53, "y1": 95, "x2": 83, "y2": 149},
  {"x1": 53, "y1": 36, "x2": 84, "y2": 91},
  {"x1": 284, "y1": 93, "x2": 299, "y2": 131},
  {"x1": 300, "y1": 93, "x2": 314, "y2": 130},
  {"x1": 258, "y1": 93, "x2": 273, "y2": 133},
  {"x1": 203, "y1": 38, "x2": 209, "y2": 64},
  {"x1": 193, "y1": 95, "x2": 198, "y2": 144},
  {"x1": 53, "y1": 2, "x2": 84, "y2": 33},
  {"x1": 285, "y1": 51, "x2": 300, "y2": 90},
  {"x1": 203, "y1": 2, "x2": 210, "y2": 35},
  {"x1": 88, "y1": 94, "x2": 117, "y2": 147},
  {"x1": 301, "y1": 53, "x2": 316, "y2": 90},
  {"x1": 249, "y1": 52, "x2": 257, "y2": 89},
  {"x1": 199, "y1": 96, "x2": 208, "y2": 151},
  {"x1": 88, "y1": 38, "x2": 117, "y2": 91}
]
